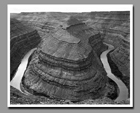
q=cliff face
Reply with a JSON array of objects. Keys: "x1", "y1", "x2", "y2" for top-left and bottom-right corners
[
  {"x1": 107, "y1": 45, "x2": 130, "y2": 96},
  {"x1": 104, "y1": 34, "x2": 130, "y2": 78},
  {"x1": 85, "y1": 11, "x2": 130, "y2": 82},
  {"x1": 10, "y1": 18, "x2": 41, "y2": 81},
  {"x1": 86, "y1": 11, "x2": 130, "y2": 97},
  {"x1": 21, "y1": 20, "x2": 108, "y2": 101},
  {"x1": 110, "y1": 46, "x2": 130, "y2": 77},
  {"x1": 89, "y1": 33, "x2": 108, "y2": 56}
]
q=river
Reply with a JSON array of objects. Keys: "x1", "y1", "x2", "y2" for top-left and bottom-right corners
[
  {"x1": 10, "y1": 48, "x2": 36, "y2": 95},
  {"x1": 101, "y1": 43, "x2": 128, "y2": 102},
  {"x1": 10, "y1": 43, "x2": 128, "y2": 102}
]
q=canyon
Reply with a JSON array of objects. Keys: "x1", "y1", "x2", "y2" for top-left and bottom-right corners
[{"x1": 10, "y1": 11, "x2": 130, "y2": 104}]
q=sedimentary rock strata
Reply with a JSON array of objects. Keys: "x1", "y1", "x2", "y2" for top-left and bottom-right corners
[
  {"x1": 14, "y1": 11, "x2": 130, "y2": 40},
  {"x1": 10, "y1": 11, "x2": 130, "y2": 102},
  {"x1": 107, "y1": 45, "x2": 130, "y2": 97},
  {"x1": 21, "y1": 20, "x2": 108, "y2": 101},
  {"x1": 110, "y1": 46, "x2": 130, "y2": 77},
  {"x1": 89, "y1": 33, "x2": 108, "y2": 56},
  {"x1": 10, "y1": 18, "x2": 41, "y2": 81},
  {"x1": 104, "y1": 35, "x2": 130, "y2": 80},
  {"x1": 88, "y1": 11, "x2": 130, "y2": 96},
  {"x1": 87, "y1": 11, "x2": 130, "y2": 38}
]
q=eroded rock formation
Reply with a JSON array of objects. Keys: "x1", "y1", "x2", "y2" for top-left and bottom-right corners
[
  {"x1": 21, "y1": 20, "x2": 108, "y2": 101},
  {"x1": 89, "y1": 33, "x2": 108, "y2": 56},
  {"x1": 86, "y1": 11, "x2": 130, "y2": 95},
  {"x1": 107, "y1": 45, "x2": 130, "y2": 97},
  {"x1": 10, "y1": 18, "x2": 41, "y2": 81},
  {"x1": 10, "y1": 11, "x2": 130, "y2": 102}
]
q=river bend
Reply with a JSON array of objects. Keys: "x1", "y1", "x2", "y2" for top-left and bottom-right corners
[{"x1": 10, "y1": 43, "x2": 128, "y2": 102}]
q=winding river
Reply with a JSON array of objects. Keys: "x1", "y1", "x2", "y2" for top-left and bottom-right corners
[
  {"x1": 10, "y1": 43, "x2": 128, "y2": 102},
  {"x1": 10, "y1": 48, "x2": 36, "y2": 95},
  {"x1": 101, "y1": 43, "x2": 128, "y2": 102}
]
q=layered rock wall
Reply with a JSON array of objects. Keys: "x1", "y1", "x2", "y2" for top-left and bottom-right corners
[
  {"x1": 10, "y1": 18, "x2": 41, "y2": 81},
  {"x1": 89, "y1": 33, "x2": 108, "y2": 56},
  {"x1": 21, "y1": 22, "x2": 108, "y2": 101},
  {"x1": 22, "y1": 49, "x2": 107, "y2": 101}
]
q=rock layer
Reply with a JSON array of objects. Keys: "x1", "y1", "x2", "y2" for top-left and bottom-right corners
[
  {"x1": 89, "y1": 33, "x2": 108, "y2": 56},
  {"x1": 107, "y1": 46, "x2": 130, "y2": 97},
  {"x1": 21, "y1": 20, "x2": 108, "y2": 101},
  {"x1": 10, "y1": 18, "x2": 41, "y2": 81},
  {"x1": 22, "y1": 50, "x2": 107, "y2": 101},
  {"x1": 88, "y1": 11, "x2": 130, "y2": 96}
]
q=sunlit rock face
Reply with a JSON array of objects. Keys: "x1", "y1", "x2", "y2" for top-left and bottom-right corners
[
  {"x1": 22, "y1": 19, "x2": 108, "y2": 101},
  {"x1": 10, "y1": 18, "x2": 41, "y2": 81}
]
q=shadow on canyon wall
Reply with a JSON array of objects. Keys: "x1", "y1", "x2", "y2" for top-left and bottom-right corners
[{"x1": 107, "y1": 50, "x2": 130, "y2": 97}]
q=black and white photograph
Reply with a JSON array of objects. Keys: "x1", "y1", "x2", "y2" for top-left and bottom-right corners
[{"x1": 8, "y1": 4, "x2": 133, "y2": 107}]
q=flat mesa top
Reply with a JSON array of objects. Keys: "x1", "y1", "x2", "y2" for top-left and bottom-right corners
[{"x1": 51, "y1": 28, "x2": 80, "y2": 44}]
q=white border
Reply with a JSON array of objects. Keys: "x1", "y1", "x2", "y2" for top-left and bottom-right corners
[{"x1": 7, "y1": 4, "x2": 133, "y2": 107}]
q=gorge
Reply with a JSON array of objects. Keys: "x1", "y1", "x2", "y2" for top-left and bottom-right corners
[
  {"x1": 10, "y1": 11, "x2": 130, "y2": 104},
  {"x1": 10, "y1": 42, "x2": 128, "y2": 102}
]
